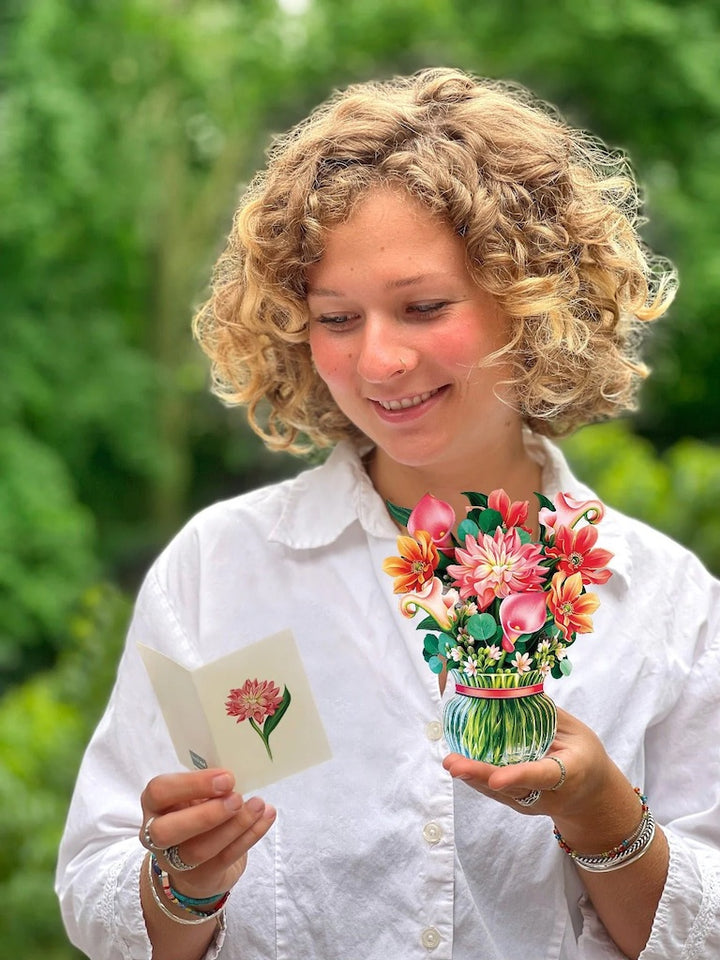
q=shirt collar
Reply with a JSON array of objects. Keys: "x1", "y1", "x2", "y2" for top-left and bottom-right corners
[
  {"x1": 268, "y1": 441, "x2": 397, "y2": 548},
  {"x1": 270, "y1": 433, "x2": 631, "y2": 585}
]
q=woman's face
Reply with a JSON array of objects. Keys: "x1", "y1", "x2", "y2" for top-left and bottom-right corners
[{"x1": 306, "y1": 188, "x2": 520, "y2": 483}]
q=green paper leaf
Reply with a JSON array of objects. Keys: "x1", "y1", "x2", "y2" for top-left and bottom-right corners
[
  {"x1": 551, "y1": 663, "x2": 564, "y2": 679},
  {"x1": 462, "y1": 491, "x2": 488, "y2": 508},
  {"x1": 466, "y1": 612, "x2": 497, "y2": 641},
  {"x1": 457, "y1": 518, "x2": 480, "y2": 541},
  {"x1": 385, "y1": 499, "x2": 411, "y2": 527},
  {"x1": 516, "y1": 527, "x2": 532, "y2": 544},
  {"x1": 428, "y1": 655, "x2": 445, "y2": 674},
  {"x1": 417, "y1": 615, "x2": 439, "y2": 630},
  {"x1": 535, "y1": 492, "x2": 555, "y2": 512},
  {"x1": 423, "y1": 633, "x2": 439, "y2": 655},
  {"x1": 263, "y1": 686, "x2": 292, "y2": 741},
  {"x1": 559, "y1": 658, "x2": 573, "y2": 676},
  {"x1": 466, "y1": 507, "x2": 484, "y2": 525},
  {"x1": 478, "y1": 508, "x2": 503, "y2": 534}
]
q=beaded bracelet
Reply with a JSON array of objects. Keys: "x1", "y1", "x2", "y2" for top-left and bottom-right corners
[
  {"x1": 553, "y1": 788, "x2": 657, "y2": 873},
  {"x1": 148, "y1": 855, "x2": 229, "y2": 924}
]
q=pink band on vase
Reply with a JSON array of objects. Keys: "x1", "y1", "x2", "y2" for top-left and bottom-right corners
[{"x1": 455, "y1": 682, "x2": 545, "y2": 699}]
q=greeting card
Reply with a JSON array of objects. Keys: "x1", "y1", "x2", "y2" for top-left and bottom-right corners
[{"x1": 138, "y1": 629, "x2": 332, "y2": 792}]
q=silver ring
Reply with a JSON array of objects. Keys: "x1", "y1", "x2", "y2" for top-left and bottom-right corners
[
  {"x1": 548, "y1": 756, "x2": 567, "y2": 791},
  {"x1": 140, "y1": 816, "x2": 163, "y2": 851},
  {"x1": 515, "y1": 789, "x2": 542, "y2": 807},
  {"x1": 163, "y1": 844, "x2": 197, "y2": 872}
]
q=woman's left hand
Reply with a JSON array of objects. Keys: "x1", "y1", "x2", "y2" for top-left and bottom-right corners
[{"x1": 442, "y1": 705, "x2": 614, "y2": 818}]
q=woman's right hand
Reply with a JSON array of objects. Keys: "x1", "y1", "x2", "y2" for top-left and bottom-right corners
[{"x1": 139, "y1": 767, "x2": 276, "y2": 898}]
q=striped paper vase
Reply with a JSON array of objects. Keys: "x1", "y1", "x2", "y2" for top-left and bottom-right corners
[{"x1": 444, "y1": 670, "x2": 557, "y2": 765}]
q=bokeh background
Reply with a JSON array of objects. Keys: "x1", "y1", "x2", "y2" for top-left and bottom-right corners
[{"x1": 2, "y1": 0, "x2": 719, "y2": 954}]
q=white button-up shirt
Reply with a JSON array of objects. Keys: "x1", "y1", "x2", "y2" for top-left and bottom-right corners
[{"x1": 56, "y1": 435, "x2": 720, "y2": 959}]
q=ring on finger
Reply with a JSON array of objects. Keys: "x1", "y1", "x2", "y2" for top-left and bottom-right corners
[
  {"x1": 548, "y1": 756, "x2": 567, "y2": 791},
  {"x1": 140, "y1": 816, "x2": 163, "y2": 852},
  {"x1": 515, "y1": 789, "x2": 542, "y2": 807},
  {"x1": 164, "y1": 845, "x2": 197, "y2": 872}
]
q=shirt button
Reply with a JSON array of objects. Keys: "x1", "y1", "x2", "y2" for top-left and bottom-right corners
[
  {"x1": 425, "y1": 720, "x2": 443, "y2": 741},
  {"x1": 422, "y1": 821, "x2": 442, "y2": 844},
  {"x1": 421, "y1": 927, "x2": 441, "y2": 950}
]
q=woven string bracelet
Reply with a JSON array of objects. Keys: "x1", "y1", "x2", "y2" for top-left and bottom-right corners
[
  {"x1": 553, "y1": 788, "x2": 657, "y2": 873},
  {"x1": 148, "y1": 854, "x2": 229, "y2": 924}
]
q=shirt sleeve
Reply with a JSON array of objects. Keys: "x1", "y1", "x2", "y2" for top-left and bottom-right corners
[
  {"x1": 55, "y1": 567, "x2": 228, "y2": 960},
  {"x1": 639, "y1": 560, "x2": 720, "y2": 960},
  {"x1": 582, "y1": 552, "x2": 720, "y2": 959}
]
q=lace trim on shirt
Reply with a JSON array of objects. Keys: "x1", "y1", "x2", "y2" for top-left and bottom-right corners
[{"x1": 684, "y1": 849, "x2": 720, "y2": 959}]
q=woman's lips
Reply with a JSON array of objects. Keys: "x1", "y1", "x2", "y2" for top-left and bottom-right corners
[{"x1": 370, "y1": 385, "x2": 448, "y2": 420}]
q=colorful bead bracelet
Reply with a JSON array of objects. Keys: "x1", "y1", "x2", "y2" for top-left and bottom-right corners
[
  {"x1": 553, "y1": 788, "x2": 657, "y2": 873},
  {"x1": 148, "y1": 854, "x2": 229, "y2": 923}
]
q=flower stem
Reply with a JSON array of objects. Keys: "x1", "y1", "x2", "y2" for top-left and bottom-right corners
[{"x1": 249, "y1": 718, "x2": 273, "y2": 760}]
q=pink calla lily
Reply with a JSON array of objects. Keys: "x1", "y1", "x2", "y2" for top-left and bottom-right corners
[
  {"x1": 408, "y1": 493, "x2": 455, "y2": 549},
  {"x1": 538, "y1": 492, "x2": 605, "y2": 531},
  {"x1": 399, "y1": 577, "x2": 458, "y2": 631},
  {"x1": 499, "y1": 591, "x2": 548, "y2": 652}
]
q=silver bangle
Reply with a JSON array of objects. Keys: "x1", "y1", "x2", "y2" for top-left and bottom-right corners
[
  {"x1": 573, "y1": 812, "x2": 657, "y2": 873},
  {"x1": 146, "y1": 855, "x2": 224, "y2": 926}
]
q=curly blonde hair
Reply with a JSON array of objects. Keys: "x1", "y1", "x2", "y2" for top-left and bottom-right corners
[{"x1": 193, "y1": 67, "x2": 675, "y2": 453}]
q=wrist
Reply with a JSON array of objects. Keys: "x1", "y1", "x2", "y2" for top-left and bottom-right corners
[
  {"x1": 551, "y1": 763, "x2": 641, "y2": 854},
  {"x1": 147, "y1": 854, "x2": 229, "y2": 925},
  {"x1": 554, "y1": 786, "x2": 656, "y2": 872}
]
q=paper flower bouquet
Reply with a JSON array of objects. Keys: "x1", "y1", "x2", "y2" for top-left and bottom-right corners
[{"x1": 383, "y1": 489, "x2": 613, "y2": 764}]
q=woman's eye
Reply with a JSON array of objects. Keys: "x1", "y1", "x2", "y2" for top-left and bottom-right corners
[
  {"x1": 409, "y1": 301, "x2": 449, "y2": 315},
  {"x1": 317, "y1": 313, "x2": 357, "y2": 326}
]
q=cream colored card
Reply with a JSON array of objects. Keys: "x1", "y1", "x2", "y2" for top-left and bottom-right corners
[{"x1": 137, "y1": 629, "x2": 332, "y2": 792}]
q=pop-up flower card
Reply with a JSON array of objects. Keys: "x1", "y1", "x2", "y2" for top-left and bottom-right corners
[
  {"x1": 138, "y1": 629, "x2": 332, "y2": 791},
  {"x1": 383, "y1": 489, "x2": 613, "y2": 765}
]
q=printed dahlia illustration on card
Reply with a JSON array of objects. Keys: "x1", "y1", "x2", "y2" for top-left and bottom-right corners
[
  {"x1": 225, "y1": 678, "x2": 292, "y2": 761},
  {"x1": 138, "y1": 629, "x2": 330, "y2": 791}
]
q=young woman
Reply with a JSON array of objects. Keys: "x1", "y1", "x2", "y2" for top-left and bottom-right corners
[{"x1": 56, "y1": 68, "x2": 720, "y2": 960}]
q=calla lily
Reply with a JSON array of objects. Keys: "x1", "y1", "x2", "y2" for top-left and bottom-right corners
[
  {"x1": 400, "y1": 577, "x2": 459, "y2": 630},
  {"x1": 499, "y1": 591, "x2": 548, "y2": 652},
  {"x1": 538, "y1": 492, "x2": 605, "y2": 531},
  {"x1": 408, "y1": 493, "x2": 455, "y2": 549}
]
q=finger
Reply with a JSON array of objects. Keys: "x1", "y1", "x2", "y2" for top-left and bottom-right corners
[
  {"x1": 442, "y1": 753, "x2": 495, "y2": 784},
  {"x1": 487, "y1": 754, "x2": 568, "y2": 794},
  {"x1": 146, "y1": 791, "x2": 250, "y2": 850},
  {"x1": 209, "y1": 800, "x2": 277, "y2": 872},
  {"x1": 170, "y1": 798, "x2": 277, "y2": 889},
  {"x1": 142, "y1": 768, "x2": 235, "y2": 817}
]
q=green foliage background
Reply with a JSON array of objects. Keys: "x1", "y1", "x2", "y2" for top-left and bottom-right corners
[{"x1": 1, "y1": 1, "x2": 718, "y2": 955}]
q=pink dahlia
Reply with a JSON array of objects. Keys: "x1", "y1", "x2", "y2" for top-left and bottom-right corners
[
  {"x1": 447, "y1": 528, "x2": 548, "y2": 609},
  {"x1": 225, "y1": 678, "x2": 282, "y2": 724}
]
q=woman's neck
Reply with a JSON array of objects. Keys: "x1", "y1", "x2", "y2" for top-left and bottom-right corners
[{"x1": 367, "y1": 432, "x2": 543, "y2": 531}]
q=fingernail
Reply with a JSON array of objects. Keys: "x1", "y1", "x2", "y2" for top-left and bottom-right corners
[
  {"x1": 212, "y1": 773, "x2": 233, "y2": 794},
  {"x1": 263, "y1": 805, "x2": 277, "y2": 821},
  {"x1": 224, "y1": 793, "x2": 244, "y2": 811},
  {"x1": 245, "y1": 796, "x2": 264, "y2": 815}
]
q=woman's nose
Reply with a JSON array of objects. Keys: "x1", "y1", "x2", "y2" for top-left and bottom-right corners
[{"x1": 356, "y1": 320, "x2": 416, "y2": 383}]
